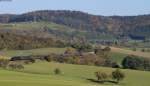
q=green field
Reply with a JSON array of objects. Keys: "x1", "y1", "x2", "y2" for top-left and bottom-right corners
[
  {"x1": 0, "y1": 47, "x2": 66, "y2": 57},
  {"x1": 110, "y1": 52, "x2": 127, "y2": 65},
  {"x1": 0, "y1": 22, "x2": 75, "y2": 32},
  {"x1": 0, "y1": 62, "x2": 150, "y2": 86},
  {"x1": 0, "y1": 47, "x2": 150, "y2": 86}
]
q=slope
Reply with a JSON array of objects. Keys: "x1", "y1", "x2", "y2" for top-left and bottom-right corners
[{"x1": 0, "y1": 62, "x2": 150, "y2": 86}]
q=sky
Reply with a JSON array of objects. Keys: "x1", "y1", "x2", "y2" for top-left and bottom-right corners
[{"x1": 0, "y1": 0, "x2": 150, "y2": 16}]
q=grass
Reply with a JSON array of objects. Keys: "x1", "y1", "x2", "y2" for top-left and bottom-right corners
[
  {"x1": 0, "y1": 47, "x2": 66, "y2": 57},
  {"x1": 22, "y1": 62, "x2": 150, "y2": 86},
  {"x1": 0, "y1": 61, "x2": 149, "y2": 86},
  {"x1": 110, "y1": 46, "x2": 150, "y2": 58},
  {"x1": 0, "y1": 69, "x2": 92, "y2": 86},
  {"x1": 0, "y1": 22, "x2": 87, "y2": 35},
  {"x1": 110, "y1": 52, "x2": 127, "y2": 65},
  {"x1": 0, "y1": 47, "x2": 150, "y2": 86}
]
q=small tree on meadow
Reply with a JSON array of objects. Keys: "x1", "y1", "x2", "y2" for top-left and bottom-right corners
[
  {"x1": 141, "y1": 48, "x2": 145, "y2": 52},
  {"x1": 132, "y1": 47, "x2": 137, "y2": 51},
  {"x1": 112, "y1": 69, "x2": 125, "y2": 83},
  {"x1": 54, "y1": 68, "x2": 61, "y2": 75},
  {"x1": 95, "y1": 71, "x2": 108, "y2": 81}
]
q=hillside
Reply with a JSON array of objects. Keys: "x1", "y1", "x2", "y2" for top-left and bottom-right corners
[
  {"x1": 0, "y1": 22, "x2": 74, "y2": 50},
  {"x1": 0, "y1": 10, "x2": 150, "y2": 49},
  {"x1": 0, "y1": 62, "x2": 150, "y2": 86},
  {"x1": 0, "y1": 10, "x2": 150, "y2": 41}
]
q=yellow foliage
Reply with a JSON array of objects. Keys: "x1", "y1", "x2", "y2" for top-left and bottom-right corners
[
  {"x1": 65, "y1": 47, "x2": 76, "y2": 54},
  {"x1": 0, "y1": 55, "x2": 9, "y2": 60}
]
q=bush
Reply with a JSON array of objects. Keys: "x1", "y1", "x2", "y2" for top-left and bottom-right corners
[
  {"x1": 112, "y1": 69, "x2": 125, "y2": 83},
  {"x1": 141, "y1": 48, "x2": 145, "y2": 52},
  {"x1": 122, "y1": 55, "x2": 150, "y2": 71},
  {"x1": 103, "y1": 46, "x2": 111, "y2": 52},
  {"x1": 95, "y1": 46, "x2": 111, "y2": 58},
  {"x1": 103, "y1": 59, "x2": 120, "y2": 68},
  {"x1": 95, "y1": 71, "x2": 108, "y2": 81},
  {"x1": 8, "y1": 63, "x2": 24, "y2": 70},
  {"x1": 44, "y1": 56, "x2": 52, "y2": 62},
  {"x1": 54, "y1": 68, "x2": 61, "y2": 75},
  {"x1": 0, "y1": 56, "x2": 9, "y2": 68},
  {"x1": 30, "y1": 58, "x2": 35, "y2": 63},
  {"x1": 64, "y1": 47, "x2": 77, "y2": 55},
  {"x1": 71, "y1": 43, "x2": 93, "y2": 52},
  {"x1": 132, "y1": 48, "x2": 137, "y2": 51}
]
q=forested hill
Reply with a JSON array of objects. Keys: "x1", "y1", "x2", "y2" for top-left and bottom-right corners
[{"x1": 0, "y1": 10, "x2": 150, "y2": 40}]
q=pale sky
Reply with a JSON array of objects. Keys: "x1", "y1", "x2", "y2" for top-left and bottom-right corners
[{"x1": 0, "y1": 0, "x2": 150, "y2": 16}]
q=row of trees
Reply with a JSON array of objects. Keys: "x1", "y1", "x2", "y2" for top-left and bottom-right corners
[
  {"x1": 7, "y1": 45, "x2": 117, "y2": 68},
  {"x1": 45, "y1": 46, "x2": 119, "y2": 68}
]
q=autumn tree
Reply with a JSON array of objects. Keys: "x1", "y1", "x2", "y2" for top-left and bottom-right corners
[
  {"x1": 64, "y1": 47, "x2": 77, "y2": 55},
  {"x1": 95, "y1": 46, "x2": 111, "y2": 58}
]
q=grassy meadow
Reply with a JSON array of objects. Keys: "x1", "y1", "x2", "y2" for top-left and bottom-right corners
[
  {"x1": 0, "y1": 47, "x2": 150, "y2": 86},
  {"x1": 110, "y1": 46, "x2": 150, "y2": 58},
  {"x1": 0, "y1": 47, "x2": 66, "y2": 57},
  {"x1": 0, "y1": 62, "x2": 150, "y2": 86}
]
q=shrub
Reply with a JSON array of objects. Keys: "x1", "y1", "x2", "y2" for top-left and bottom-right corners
[
  {"x1": 95, "y1": 46, "x2": 111, "y2": 58},
  {"x1": 0, "y1": 56, "x2": 9, "y2": 68},
  {"x1": 71, "y1": 43, "x2": 93, "y2": 52},
  {"x1": 80, "y1": 53, "x2": 101, "y2": 65},
  {"x1": 141, "y1": 48, "x2": 146, "y2": 52},
  {"x1": 122, "y1": 55, "x2": 150, "y2": 71},
  {"x1": 24, "y1": 60, "x2": 32, "y2": 64},
  {"x1": 44, "y1": 56, "x2": 52, "y2": 62},
  {"x1": 103, "y1": 46, "x2": 111, "y2": 52},
  {"x1": 64, "y1": 47, "x2": 77, "y2": 55},
  {"x1": 112, "y1": 69, "x2": 125, "y2": 83},
  {"x1": 30, "y1": 58, "x2": 35, "y2": 63},
  {"x1": 132, "y1": 48, "x2": 137, "y2": 51},
  {"x1": 54, "y1": 68, "x2": 61, "y2": 75},
  {"x1": 103, "y1": 59, "x2": 120, "y2": 68},
  {"x1": 8, "y1": 63, "x2": 24, "y2": 70},
  {"x1": 95, "y1": 71, "x2": 108, "y2": 81}
]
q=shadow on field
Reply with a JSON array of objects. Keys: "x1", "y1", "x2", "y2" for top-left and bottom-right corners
[{"x1": 87, "y1": 79, "x2": 118, "y2": 84}]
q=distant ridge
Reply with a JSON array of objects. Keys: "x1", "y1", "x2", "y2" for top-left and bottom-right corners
[{"x1": 0, "y1": 10, "x2": 150, "y2": 41}]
